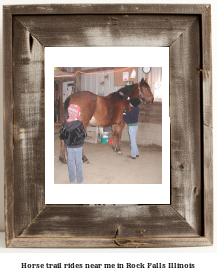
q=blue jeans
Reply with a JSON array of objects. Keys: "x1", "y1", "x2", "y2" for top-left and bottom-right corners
[
  {"x1": 67, "y1": 147, "x2": 83, "y2": 183},
  {"x1": 128, "y1": 125, "x2": 139, "y2": 158}
]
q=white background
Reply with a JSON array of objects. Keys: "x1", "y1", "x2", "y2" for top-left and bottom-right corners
[
  {"x1": 46, "y1": 47, "x2": 170, "y2": 204},
  {"x1": 0, "y1": 0, "x2": 216, "y2": 277}
]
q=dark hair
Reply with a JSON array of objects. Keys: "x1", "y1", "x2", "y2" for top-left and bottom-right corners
[
  {"x1": 110, "y1": 84, "x2": 135, "y2": 100},
  {"x1": 130, "y1": 98, "x2": 141, "y2": 107}
]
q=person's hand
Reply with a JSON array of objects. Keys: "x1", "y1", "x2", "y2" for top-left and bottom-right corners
[{"x1": 123, "y1": 109, "x2": 128, "y2": 115}]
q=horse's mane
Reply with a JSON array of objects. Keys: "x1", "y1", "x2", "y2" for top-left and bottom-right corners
[{"x1": 109, "y1": 84, "x2": 135, "y2": 100}]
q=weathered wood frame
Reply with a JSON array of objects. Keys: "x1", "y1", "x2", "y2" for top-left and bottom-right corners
[{"x1": 3, "y1": 4, "x2": 213, "y2": 248}]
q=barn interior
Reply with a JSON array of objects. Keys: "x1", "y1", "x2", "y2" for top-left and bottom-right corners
[{"x1": 54, "y1": 67, "x2": 162, "y2": 184}]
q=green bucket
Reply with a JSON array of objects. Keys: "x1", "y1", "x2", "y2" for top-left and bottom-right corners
[{"x1": 101, "y1": 137, "x2": 109, "y2": 144}]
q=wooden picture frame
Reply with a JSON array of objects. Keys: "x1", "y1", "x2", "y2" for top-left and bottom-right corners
[{"x1": 3, "y1": 4, "x2": 213, "y2": 248}]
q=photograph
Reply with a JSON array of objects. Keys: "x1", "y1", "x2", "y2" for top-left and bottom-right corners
[
  {"x1": 54, "y1": 67, "x2": 162, "y2": 185},
  {"x1": 45, "y1": 47, "x2": 170, "y2": 205}
]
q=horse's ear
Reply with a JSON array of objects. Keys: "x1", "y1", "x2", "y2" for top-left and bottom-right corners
[{"x1": 145, "y1": 78, "x2": 147, "y2": 82}]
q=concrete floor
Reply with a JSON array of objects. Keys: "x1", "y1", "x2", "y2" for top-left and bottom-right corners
[{"x1": 54, "y1": 126, "x2": 162, "y2": 184}]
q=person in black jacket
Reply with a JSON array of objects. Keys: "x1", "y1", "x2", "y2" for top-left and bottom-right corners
[
  {"x1": 59, "y1": 104, "x2": 87, "y2": 183},
  {"x1": 122, "y1": 96, "x2": 141, "y2": 159}
]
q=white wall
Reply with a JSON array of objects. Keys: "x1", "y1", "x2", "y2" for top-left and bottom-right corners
[
  {"x1": 81, "y1": 68, "x2": 120, "y2": 96},
  {"x1": 80, "y1": 67, "x2": 162, "y2": 96}
]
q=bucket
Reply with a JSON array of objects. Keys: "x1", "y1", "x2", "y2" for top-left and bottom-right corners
[{"x1": 101, "y1": 136, "x2": 109, "y2": 144}]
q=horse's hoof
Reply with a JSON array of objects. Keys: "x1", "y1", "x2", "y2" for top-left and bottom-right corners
[
  {"x1": 82, "y1": 156, "x2": 90, "y2": 164},
  {"x1": 117, "y1": 151, "x2": 122, "y2": 155},
  {"x1": 113, "y1": 147, "x2": 117, "y2": 152},
  {"x1": 59, "y1": 156, "x2": 67, "y2": 164}
]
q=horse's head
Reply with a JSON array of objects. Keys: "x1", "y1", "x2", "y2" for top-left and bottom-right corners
[{"x1": 138, "y1": 78, "x2": 154, "y2": 104}]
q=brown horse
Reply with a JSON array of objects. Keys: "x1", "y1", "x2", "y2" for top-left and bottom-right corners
[{"x1": 59, "y1": 78, "x2": 154, "y2": 163}]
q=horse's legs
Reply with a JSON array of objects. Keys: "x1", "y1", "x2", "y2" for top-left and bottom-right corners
[
  {"x1": 116, "y1": 122, "x2": 125, "y2": 154},
  {"x1": 112, "y1": 124, "x2": 118, "y2": 152},
  {"x1": 82, "y1": 148, "x2": 89, "y2": 164},
  {"x1": 112, "y1": 123, "x2": 125, "y2": 154},
  {"x1": 82, "y1": 122, "x2": 90, "y2": 164},
  {"x1": 59, "y1": 139, "x2": 67, "y2": 164},
  {"x1": 59, "y1": 136, "x2": 89, "y2": 164}
]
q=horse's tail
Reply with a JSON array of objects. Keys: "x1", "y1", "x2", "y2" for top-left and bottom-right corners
[{"x1": 63, "y1": 96, "x2": 71, "y2": 121}]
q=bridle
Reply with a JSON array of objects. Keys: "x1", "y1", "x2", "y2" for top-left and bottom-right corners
[{"x1": 138, "y1": 84, "x2": 153, "y2": 102}]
